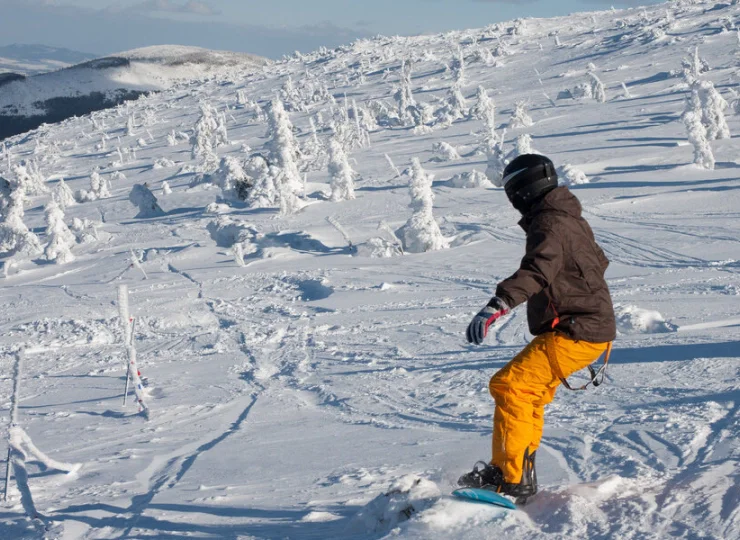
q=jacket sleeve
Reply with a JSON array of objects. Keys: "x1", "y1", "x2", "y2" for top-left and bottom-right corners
[
  {"x1": 495, "y1": 226, "x2": 564, "y2": 309},
  {"x1": 595, "y1": 244, "x2": 610, "y2": 272}
]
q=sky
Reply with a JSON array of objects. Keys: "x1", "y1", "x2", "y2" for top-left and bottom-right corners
[{"x1": 0, "y1": 0, "x2": 667, "y2": 59}]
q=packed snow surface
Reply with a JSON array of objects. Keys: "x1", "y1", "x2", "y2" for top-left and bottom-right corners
[{"x1": 0, "y1": 1, "x2": 739, "y2": 538}]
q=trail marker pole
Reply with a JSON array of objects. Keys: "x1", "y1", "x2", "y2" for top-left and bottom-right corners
[
  {"x1": 3, "y1": 352, "x2": 22, "y2": 502},
  {"x1": 116, "y1": 285, "x2": 149, "y2": 418}
]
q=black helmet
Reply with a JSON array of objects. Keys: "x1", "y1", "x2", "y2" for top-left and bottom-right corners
[{"x1": 502, "y1": 154, "x2": 558, "y2": 213}]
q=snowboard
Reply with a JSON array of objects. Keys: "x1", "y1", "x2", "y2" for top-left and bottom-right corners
[{"x1": 452, "y1": 488, "x2": 517, "y2": 510}]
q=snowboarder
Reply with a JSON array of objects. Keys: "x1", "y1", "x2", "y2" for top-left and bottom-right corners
[{"x1": 458, "y1": 154, "x2": 616, "y2": 503}]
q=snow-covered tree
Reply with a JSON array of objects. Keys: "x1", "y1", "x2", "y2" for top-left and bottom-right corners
[
  {"x1": 506, "y1": 134, "x2": 536, "y2": 162},
  {"x1": 451, "y1": 47, "x2": 466, "y2": 85},
  {"x1": 693, "y1": 80, "x2": 730, "y2": 140},
  {"x1": 44, "y1": 201, "x2": 75, "y2": 264},
  {"x1": 681, "y1": 47, "x2": 709, "y2": 85},
  {"x1": 328, "y1": 139, "x2": 357, "y2": 202},
  {"x1": 0, "y1": 176, "x2": 11, "y2": 215},
  {"x1": 683, "y1": 106, "x2": 715, "y2": 170},
  {"x1": 0, "y1": 184, "x2": 42, "y2": 256},
  {"x1": 397, "y1": 158, "x2": 449, "y2": 253},
  {"x1": 91, "y1": 171, "x2": 111, "y2": 199},
  {"x1": 589, "y1": 72, "x2": 607, "y2": 103},
  {"x1": 13, "y1": 160, "x2": 48, "y2": 196},
  {"x1": 394, "y1": 60, "x2": 416, "y2": 126},
  {"x1": 264, "y1": 98, "x2": 305, "y2": 214},
  {"x1": 509, "y1": 101, "x2": 533, "y2": 128},
  {"x1": 471, "y1": 86, "x2": 497, "y2": 150},
  {"x1": 126, "y1": 114, "x2": 136, "y2": 137},
  {"x1": 211, "y1": 156, "x2": 254, "y2": 202},
  {"x1": 191, "y1": 103, "x2": 222, "y2": 169},
  {"x1": 236, "y1": 89, "x2": 249, "y2": 107},
  {"x1": 214, "y1": 109, "x2": 230, "y2": 147},
  {"x1": 485, "y1": 131, "x2": 507, "y2": 187},
  {"x1": 53, "y1": 178, "x2": 76, "y2": 209},
  {"x1": 129, "y1": 183, "x2": 166, "y2": 218},
  {"x1": 302, "y1": 117, "x2": 326, "y2": 169}
]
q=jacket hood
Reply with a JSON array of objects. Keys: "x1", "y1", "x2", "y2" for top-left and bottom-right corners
[{"x1": 519, "y1": 187, "x2": 582, "y2": 229}]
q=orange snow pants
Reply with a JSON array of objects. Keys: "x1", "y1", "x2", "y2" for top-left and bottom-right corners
[{"x1": 488, "y1": 332, "x2": 609, "y2": 483}]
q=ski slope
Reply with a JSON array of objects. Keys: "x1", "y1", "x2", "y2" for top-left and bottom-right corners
[{"x1": 0, "y1": 0, "x2": 739, "y2": 538}]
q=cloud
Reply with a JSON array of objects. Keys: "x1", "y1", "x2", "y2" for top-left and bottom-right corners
[{"x1": 131, "y1": 0, "x2": 220, "y2": 16}]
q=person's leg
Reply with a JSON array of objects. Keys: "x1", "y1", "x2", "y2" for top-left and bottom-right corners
[
  {"x1": 489, "y1": 335, "x2": 554, "y2": 484},
  {"x1": 490, "y1": 333, "x2": 609, "y2": 484}
]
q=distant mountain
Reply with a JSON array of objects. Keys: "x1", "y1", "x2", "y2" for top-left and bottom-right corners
[
  {"x1": 0, "y1": 44, "x2": 96, "y2": 75},
  {"x1": 0, "y1": 45, "x2": 268, "y2": 140}
]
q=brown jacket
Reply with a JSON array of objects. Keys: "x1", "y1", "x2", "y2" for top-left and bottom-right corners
[{"x1": 496, "y1": 187, "x2": 617, "y2": 343}]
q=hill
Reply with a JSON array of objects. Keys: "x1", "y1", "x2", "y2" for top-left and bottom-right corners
[
  {"x1": 0, "y1": 1, "x2": 738, "y2": 538},
  {"x1": 0, "y1": 44, "x2": 95, "y2": 75},
  {"x1": 0, "y1": 45, "x2": 268, "y2": 141}
]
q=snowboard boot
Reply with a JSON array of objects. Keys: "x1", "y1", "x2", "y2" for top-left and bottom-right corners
[
  {"x1": 499, "y1": 449, "x2": 538, "y2": 505},
  {"x1": 457, "y1": 461, "x2": 504, "y2": 490}
]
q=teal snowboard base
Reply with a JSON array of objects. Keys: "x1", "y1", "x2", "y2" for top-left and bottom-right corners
[{"x1": 452, "y1": 488, "x2": 517, "y2": 509}]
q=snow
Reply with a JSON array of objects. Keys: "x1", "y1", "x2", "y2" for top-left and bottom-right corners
[{"x1": 0, "y1": 1, "x2": 739, "y2": 538}]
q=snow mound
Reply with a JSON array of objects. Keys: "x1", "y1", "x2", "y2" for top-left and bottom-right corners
[
  {"x1": 614, "y1": 304, "x2": 677, "y2": 334},
  {"x1": 347, "y1": 475, "x2": 441, "y2": 535},
  {"x1": 445, "y1": 169, "x2": 493, "y2": 189}
]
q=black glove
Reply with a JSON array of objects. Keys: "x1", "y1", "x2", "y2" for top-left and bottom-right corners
[{"x1": 466, "y1": 297, "x2": 510, "y2": 345}]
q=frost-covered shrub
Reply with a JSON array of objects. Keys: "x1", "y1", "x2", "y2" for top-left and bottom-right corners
[
  {"x1": 558, "y1": 164, "x2": 589, "y2": 185},
  {"x1": 70, "y1": 218, "x2": 99, "y2": 244},
  {"x1": 447, "y1": 169, "x2": 493, "y2": 188},
  {"x1": 359, "y1": 236, "x2": 404, "y2": 258},
  {"x1": 77, "y1": 171, "x2": 112, "y2": 202},
  {"x1": 432, "y1": 141, "x2": 461, "y2": 162},
  {"x1": 44, "y1": 201, "x2": 75, "y2": 264},
  {"x1": 153, "y1": 158, "x2": 176, "y2": 169},
  {"x1": 436, "y1": 83, "x2": 469, "y2": 126},
  {"x1": 509, "y1": 101, "x2": 533, "y2": 128},
  {"x1": 328, "y1": 139, "x2": 357, "y2": 202},
  {"x1": 396, "y1": 159, "x2": 449, "y2": 253},
  {"x1": 129, "y1": 184, "x2": 165, "y2": 218}
]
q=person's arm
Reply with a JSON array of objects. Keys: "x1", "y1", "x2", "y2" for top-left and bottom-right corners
[{"x1": 495, "y1": 226, "x2": 564, "y2": 309}]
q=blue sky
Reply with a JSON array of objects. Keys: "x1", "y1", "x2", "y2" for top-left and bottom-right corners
[{"x1": 1, "y1": 0, "x2": 666, "y2": 59}]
